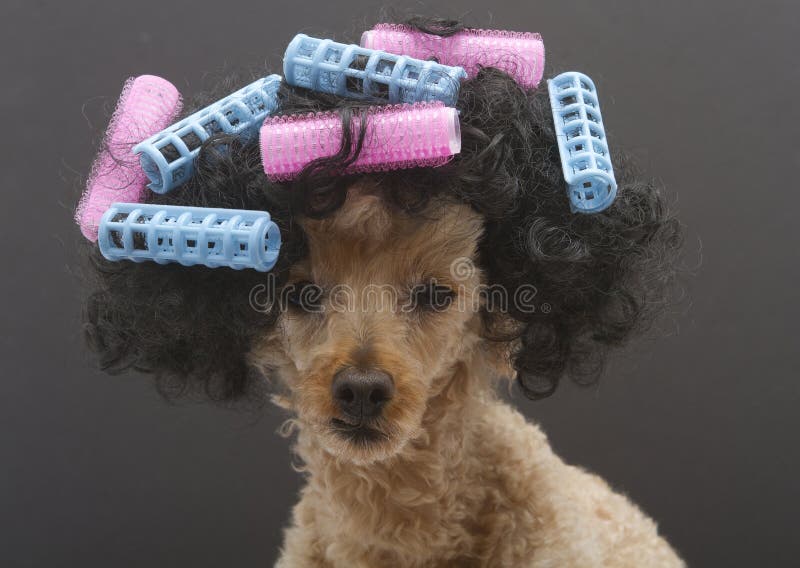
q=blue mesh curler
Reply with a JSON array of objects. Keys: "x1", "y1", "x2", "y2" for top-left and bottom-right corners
[
  {"x1": 133, "y1": 75, "x2": 282, "y2": 194},
  {"x1": 98, "y1": 203, "x2": 281, "y2": 272},
  {"x1": 283, "y1": 34, "x2": 466, "y2": 106},
  {"x1": 548, "y1": 72, "x2": 617, "y2": 214}
]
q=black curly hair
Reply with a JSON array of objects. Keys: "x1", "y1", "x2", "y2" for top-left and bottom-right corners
[{"x1": 82, "y1": 17, "x2": 682, "y2": 402}]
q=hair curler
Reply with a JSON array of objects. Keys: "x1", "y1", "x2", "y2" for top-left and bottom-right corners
[
  {"x1": 133, "y1": 75, "x2": 282, "y2": 194},
  {"x1": 283, "y1": 34, "x2": 466, "y2": 106},
  {"x1": 260, "y1": 102, "x2": 461, "y2": 180},
  {"x1": 98, "y1": 203, "x2": 281, "y2": 271},
  {"x1": 75, "y1": 75, "x2": 182, "y2": 241},
  {"x1": 548, "y1": 72, "x2": 617, "y2": 214},
  {"x1": 361, "y1": 24, "x2": 545, "y2": 89}
]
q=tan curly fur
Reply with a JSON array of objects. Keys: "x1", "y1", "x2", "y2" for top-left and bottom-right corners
[{"x1": 251, "y1": 188, "x2": 684, "y2": 567}]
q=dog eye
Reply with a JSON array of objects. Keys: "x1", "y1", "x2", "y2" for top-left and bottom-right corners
[
  {"x1": 412, "y1": 283, "x2": 456, "y2": 312},
  {"x1": 285, "y1": 281, "x2": 324, "y2": 312}
]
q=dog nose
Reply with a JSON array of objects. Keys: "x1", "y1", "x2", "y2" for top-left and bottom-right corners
[{"x1": 332, "y1": 367, "x2": 394, "y2": 421}]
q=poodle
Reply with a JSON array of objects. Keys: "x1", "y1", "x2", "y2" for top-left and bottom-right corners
[{"x1": 82, "y1": 17, "x2": 685, "y2": 567}]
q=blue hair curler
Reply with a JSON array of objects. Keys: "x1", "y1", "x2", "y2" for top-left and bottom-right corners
[
  {"x1": 283, "y1": 34, "x2": 466, "y2": 106},
  {"x1": 547, "y1": 72, "x2": 617, "y2": 214},
  {"x1": 133, "y1": 75, "x2": 282, "y2": 194},
  {"x1": 98, "y1": 203, "x2": 281, "y2": 272}
]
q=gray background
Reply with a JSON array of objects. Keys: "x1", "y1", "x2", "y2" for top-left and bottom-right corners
[{"x1": 1, "y1": 0, "x2": 798, "y2": 566}]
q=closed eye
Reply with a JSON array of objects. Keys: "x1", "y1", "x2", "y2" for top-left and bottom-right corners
[
  {"x1": 411, "y1": 282, "x2": 456, "y2": 312},
  {"x1": 285, "y1": 281, "x2": 324, "y2": 312}
]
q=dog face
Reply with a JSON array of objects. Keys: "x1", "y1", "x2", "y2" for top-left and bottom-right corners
[{"x1": 253, "y1": 187, "x2": 486, "y2": 464}]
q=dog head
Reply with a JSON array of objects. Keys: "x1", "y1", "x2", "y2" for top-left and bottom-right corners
[{"x1": 252, "y1": 187, "x2": 487, "y2": 463}]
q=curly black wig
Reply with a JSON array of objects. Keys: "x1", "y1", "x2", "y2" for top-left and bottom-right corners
[{"x1": 82, "y1": 17, "x2": 683, "y2": 402}]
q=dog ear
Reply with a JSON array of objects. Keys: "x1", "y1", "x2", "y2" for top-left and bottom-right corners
[
  {"x1": 83, "y1": 247, "x2": 282, "y2": 401},
  {"x1": 504, "y1": 173, "x2": 682, "y2": 399},
  {"x1": 81, "y1": 140, "x2": 303, "y2": 401},
  {"x1": 449, "y1": 72, "x2": 683, "y2": 399}
]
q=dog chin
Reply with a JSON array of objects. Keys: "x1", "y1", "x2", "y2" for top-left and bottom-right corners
[{"x1": 325, "y1": 419, "x2": 404, "y2": 464}]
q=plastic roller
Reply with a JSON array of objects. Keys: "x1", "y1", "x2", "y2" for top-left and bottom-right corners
[
  {"x1": 362, "y1": 24, "x2": 545, "y2": 89},
  {"x1": 75, "y1": 75, "x2": 182, "y2": 241},
  {"x1": 283, "y1": 34, "x2": 466, "y2": 106},
  {"x1": 260, "y1": 102, "x2": 461, "y2": 180},
  {"x1": 548, "y1": 72, "x2": 617, "y2": 213},
  {"x1": 98, "y1": 203, "x2": 281, "y2": 271},
  {"x1": 134, "y1": 75, "x2": 282, "y2": 194}
]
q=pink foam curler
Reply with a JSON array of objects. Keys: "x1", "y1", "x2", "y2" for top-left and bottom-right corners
[
  {"x1": 260, "y1": 102, "x2": 461, "y2": 180},
  {"x1": 76, "y1": 75, "x2": 182, "y2": 241},
  {"x1": 361, "y1": 24, "x2": 545, "y2": 89}
]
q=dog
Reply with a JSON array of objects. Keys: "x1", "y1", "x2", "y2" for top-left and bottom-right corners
[
  {"x1": 256, "y1": 189, "x2": 683, "y2": 567},
  {"x1": 83, "y1": 17, "x2": 684, "y2": 567}
]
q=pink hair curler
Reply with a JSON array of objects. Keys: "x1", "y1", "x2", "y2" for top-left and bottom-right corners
[
  {"x1": 361, "y1": 24, "x2": 545, "y2": 89},
  {"x1": 75, "y1": 75, "x2": 182, "y2": 241},
  {"x1": 259, "y1": 102, "x2": 461, "y2": 180}
]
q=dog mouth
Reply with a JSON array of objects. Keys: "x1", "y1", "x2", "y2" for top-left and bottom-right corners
[{"x1": 329, "y1": 418, "x2": 389, "y2": 445}]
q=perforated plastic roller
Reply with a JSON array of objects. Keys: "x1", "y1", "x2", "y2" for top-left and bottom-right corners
[
  {"x1": 134, "y1": 75, "x2": 282, "y2": 194},
  {"x1": 260, "y1": 102, "x2": 461, "y2": 180},
  {"x1": 362, "y1": 25, "x2": 545, "y2": 89},
  {"x1": 98, "y1": 203, "x2": 281, "y2": 271},
  {"x1": 283, "y1": 34, "x2": 466, "y2": 105},
  {"x1": 548, "y1": 72, "x2": 617, "y2": 213}
]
